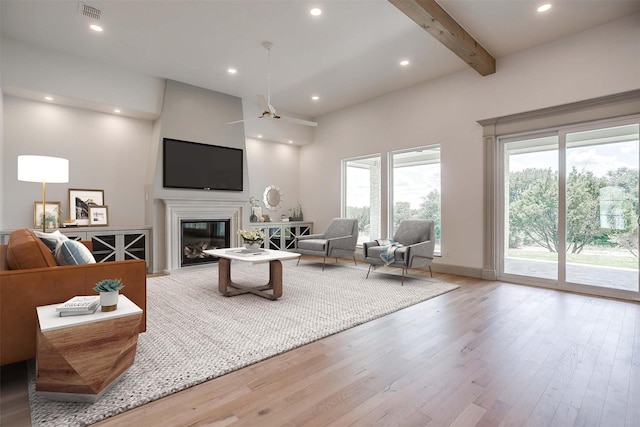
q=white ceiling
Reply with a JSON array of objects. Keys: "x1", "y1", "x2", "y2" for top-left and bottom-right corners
[{"x1": 2, "y1": 0, "x2": 639, "y2": 120}]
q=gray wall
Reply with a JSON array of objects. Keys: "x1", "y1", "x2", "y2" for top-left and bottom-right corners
[
  {"x1": 3, "y1": 96, "x2": 152, "y2": 229},
  {"x1": 146, "y1": 80, "x2": 247, "y2": 272}
]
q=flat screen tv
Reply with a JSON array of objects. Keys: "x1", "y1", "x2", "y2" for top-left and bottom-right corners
[{"x1": 163, "y1": 138, "x2": 243, "y2": 191}]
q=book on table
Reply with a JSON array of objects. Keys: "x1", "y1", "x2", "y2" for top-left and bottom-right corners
[{"x1": 56, "y1": 296, "x2": 100, "y2": 316}]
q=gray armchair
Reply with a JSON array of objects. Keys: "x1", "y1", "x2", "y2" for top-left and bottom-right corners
[
  {"x1": 294, "y1": 218, "x2": 358, "y2": 270},
  {"x1": 363, "y1": 219, "x2": 435, "y2": 284}
]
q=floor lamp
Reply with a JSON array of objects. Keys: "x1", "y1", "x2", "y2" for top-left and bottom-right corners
[{"x1": 18, "y1": 155, "x2": 69, "y2": 232}]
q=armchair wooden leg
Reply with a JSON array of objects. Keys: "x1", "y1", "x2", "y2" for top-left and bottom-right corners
[
  {"x1": 296, "y1": 257, "x2": 300, "y2": 266},
  {"x1": 352, "y1": 255, "x2": 357, "y2": 266},
  {"x1": 366, "y1": 264, "x2": 373, "y2": 279},
  {"x1": 335, "y1": 257, "x2": 339, "y2": 263},
  {"x1": 429, "y1": 265, "x2": 433, "y2": 277},
  {"x1": 401, "y1": 269, "x2": 406, "y2": 286}
]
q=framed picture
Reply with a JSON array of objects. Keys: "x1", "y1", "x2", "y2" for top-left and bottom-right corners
[
  {"x1": 89, "y1": 206, "x2": 109, "y2": 226},
  {"x1": 69, "y1": 189, "x2": 105, "y2": 226},
  {"x1": 34, "y1": 201, "x2": 61, "y2": 229}
]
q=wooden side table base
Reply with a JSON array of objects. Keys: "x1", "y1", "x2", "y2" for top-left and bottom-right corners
[
  {"x1": 218, "y1": 257, "x2": 283, "y2": 300},
  {"x1": 36, "y1": 301, "x2": 142, "y2": 403}
]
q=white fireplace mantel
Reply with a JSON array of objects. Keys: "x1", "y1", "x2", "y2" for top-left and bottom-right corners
[{"x1": 163, "y1": 199, "x2": 245, "y2": 270}]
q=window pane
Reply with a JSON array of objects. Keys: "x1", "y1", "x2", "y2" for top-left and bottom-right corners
[
  {"x1": 503, "y1": 135, "x2": 559, "y2": 280},
  {"x1": 390, "y1": 146, "x2": 441, "y2": 253},
  {"x1": 565, "y1": 123, "x2": 639, "y2": 291},
  {"x1": 343, "y1": 156, "x2": 381, "y2": 245}
]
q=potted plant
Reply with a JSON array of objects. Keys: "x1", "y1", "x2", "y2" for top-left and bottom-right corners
[{"x1": 93, "y1": 278, "x2": 125, "y2": 312}]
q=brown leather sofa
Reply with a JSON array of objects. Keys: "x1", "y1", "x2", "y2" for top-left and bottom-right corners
[{"x1": 0, "y1": 229, "x2": 147, "y2": 366}]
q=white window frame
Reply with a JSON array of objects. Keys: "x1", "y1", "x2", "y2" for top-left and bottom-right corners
[
  {"x1": 388, "y1": 145, "x2": 441, "y2": 254},
  {"x1": 341, "y1": 154, "x2": 382, "y2": 246}
]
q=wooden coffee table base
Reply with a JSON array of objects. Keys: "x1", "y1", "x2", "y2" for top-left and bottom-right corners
[{"x1": 218, "y1": 257, "x2": 283, "y2": 300}]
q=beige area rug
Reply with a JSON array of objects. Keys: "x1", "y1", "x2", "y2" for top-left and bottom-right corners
[{"x1": 28, "y1": 261, "x2": 459, "y2": 426}]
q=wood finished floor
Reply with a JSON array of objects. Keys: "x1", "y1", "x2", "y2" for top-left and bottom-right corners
[{"x1": 2, "y1": 260, "x2": 639, "y2": 427}]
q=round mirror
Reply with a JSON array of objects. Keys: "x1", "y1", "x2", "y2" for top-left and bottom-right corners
[{"x1": 263, "y1": 185, "x2": 283, "y2": 211}]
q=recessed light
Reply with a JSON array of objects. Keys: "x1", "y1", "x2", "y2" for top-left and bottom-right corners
[
  {"x1": 400, "y1": 60, "x2": 410, "y2": 66},
  {"x1": 310, "y1": 8, "x2": 322, "y2": 16},
  {"x1": 288, "y1": 140, "x2": 293, "y2": 144},
  {"x1": 311, "y1": 95, "x2": 319, "y2": 101},
  {"x1": 89, "y1": 24, "x2": 103, "y2": 32},
  {"x1": 537, "y1": 3, "x2": 552, "y2": 13},
  {"x1": 114, "y1": 109, "x2": 121, "y2": 113},
  {"x1": 44, "y1": 96, "x2": 53, "y2": 101},
  {"x1": 257, "y1": 135, "x2": 263, "y2": 138},
  {"x1": 228, "y1": 68, "x2": 237, "y2": 74}
]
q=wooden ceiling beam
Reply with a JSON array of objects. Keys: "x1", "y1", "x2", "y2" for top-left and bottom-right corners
[{"x1": 389, "y1": 0, "x2": 496, "y2": 76}]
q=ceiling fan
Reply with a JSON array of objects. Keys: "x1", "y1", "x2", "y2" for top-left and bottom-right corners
[{"x1": 227, "y1": 41, "x2": 318, "y2": 127}]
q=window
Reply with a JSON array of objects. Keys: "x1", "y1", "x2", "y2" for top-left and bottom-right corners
[
  {"x1": 389, "y1": 146, "x2": 441, "y2": 253},
  {"x1": 342, "y1": 155, "x2": 381, "y2": 245}
]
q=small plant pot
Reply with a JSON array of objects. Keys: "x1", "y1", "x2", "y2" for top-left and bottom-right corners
[{"x1": 100, "y1": 291, "x2": 119, "y2": 312}]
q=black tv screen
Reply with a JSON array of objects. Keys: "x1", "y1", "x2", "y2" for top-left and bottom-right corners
[{"x1": 163, "y1": 138, "x2": 243, "y2": 191}]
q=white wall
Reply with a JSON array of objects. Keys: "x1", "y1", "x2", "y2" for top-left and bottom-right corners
[
  {"x1": 301, "y1": 14, "x2": 640, "y2": 272},
  {"x1": 3, "y1": 96, "x2": 152, "y2": 229},
  {"x1": 245, "y1": 137, "x2": 300, "y2": 221},
  {"x1": 0, "y1": 28, "x2": 4, "y2": 228},
  {"x1": 2, "y1": 13, "x2": 637, "y2": 276},
  {"x1": 1, "y1": 38, "x2": 165, "y2": 119}
]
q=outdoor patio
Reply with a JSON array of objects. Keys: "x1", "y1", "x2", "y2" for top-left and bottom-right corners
[{"x1": 504, "y1": 257, "x2": 638, "y2": 292}]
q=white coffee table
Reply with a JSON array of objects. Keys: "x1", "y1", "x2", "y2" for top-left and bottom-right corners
[{"x1": 203, "y1": 248, "x2": 301, "y2": 300}]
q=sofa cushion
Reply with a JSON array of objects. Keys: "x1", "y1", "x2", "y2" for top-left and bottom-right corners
[
  {"x1": 55, "y1": 240, "x2": 96, "y2": 265},
  {"x1": 33, "y1": 230, "x2": 69, "y2": 253},
  {"x1": 6, "y1": 229, "x2": 58, "y2": 270}
]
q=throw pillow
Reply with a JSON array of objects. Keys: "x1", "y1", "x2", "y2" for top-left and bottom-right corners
[
  {"x1": 6, "y1": 229, "x2": 58, "y2": 270},
  {"x1": 33, "y1": 230, "x2": 69, "y2": 253},
  {"x1": 55, "y1": 239, "x2": 96, "y2": 265}
]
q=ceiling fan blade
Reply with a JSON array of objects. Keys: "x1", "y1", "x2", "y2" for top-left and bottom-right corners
[
  {"x1": 226, "y1": 117, "x2": 261, "y2": 125},
  {"x1": 279, "y1": 116, "x2": 318, "y2": 127}
]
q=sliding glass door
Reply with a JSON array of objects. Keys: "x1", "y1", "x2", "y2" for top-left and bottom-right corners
[
  {"x1": 500, "y1": 119, "x2": 640, "y2": 298},
  {"x1": 563, "y1": 123, "x2": 639, "y2": 291}
]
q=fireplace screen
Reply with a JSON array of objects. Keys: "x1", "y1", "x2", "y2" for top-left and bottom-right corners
[{"x1": 181, "y1": 220, "x2": 230, "y2": 266}]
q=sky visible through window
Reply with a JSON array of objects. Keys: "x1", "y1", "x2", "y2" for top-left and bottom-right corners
[
  {"x1": 510, "y1": 141, "x2": 638, "y2": 176},
  {"x1": 347, "y1": 163, "x2": 441, "y2": 209}
]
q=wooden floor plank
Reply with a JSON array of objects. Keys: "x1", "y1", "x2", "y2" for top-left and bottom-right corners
[{"x1": 2, "y1": 264, "x2": 638, "y2": 427}]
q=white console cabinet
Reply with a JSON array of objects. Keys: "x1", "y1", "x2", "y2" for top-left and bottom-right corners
[
  {"x1": 248, "y1": 222, "x2": 312, "y2": 251},
  {"x1": 1, "y1": 227, "x2": 151, "y2": 272}
]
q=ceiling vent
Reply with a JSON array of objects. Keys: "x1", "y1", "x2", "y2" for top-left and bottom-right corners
[{"x1": 78, "y1": 3, "x2": 101, "y2": 21}]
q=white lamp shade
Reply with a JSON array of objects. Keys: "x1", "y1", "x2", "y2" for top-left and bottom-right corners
[{"x1": 18, "y1": 155, "x2": 69, "y2": 183}]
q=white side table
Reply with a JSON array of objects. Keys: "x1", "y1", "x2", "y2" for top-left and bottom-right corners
[{"x1": 35, "y1": 295, "x2": 142, "y2": 402}]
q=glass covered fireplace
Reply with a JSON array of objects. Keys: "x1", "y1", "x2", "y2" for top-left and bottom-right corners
[{"x1": 181, "y1": 219, "x2": 230, "y2": 267}]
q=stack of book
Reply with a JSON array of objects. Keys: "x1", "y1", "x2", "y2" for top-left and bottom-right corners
[{"x1": 56, "y1": 296, "x2": 100, "y2": 317}]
